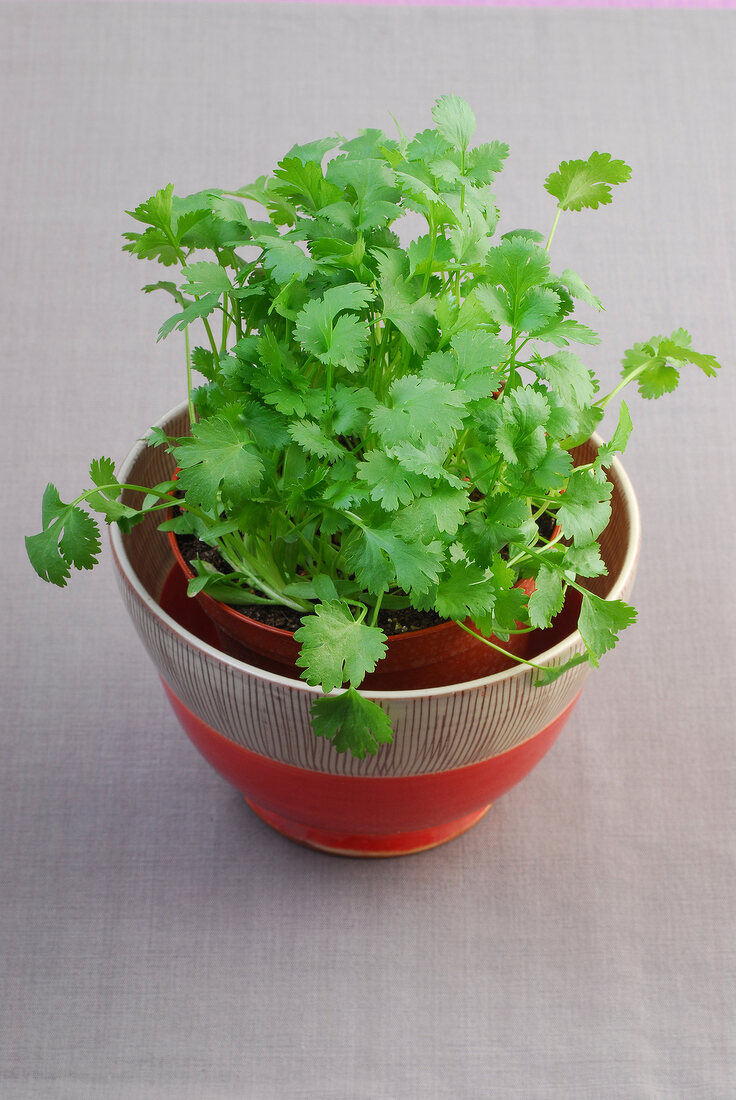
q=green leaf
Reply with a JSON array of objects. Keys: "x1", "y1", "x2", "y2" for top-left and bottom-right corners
[
  {"x1": 325, "y1": 157, "x2": 402, "y2": 231},
  {"x1": 527, "y1": 566, "x2": 565, "y2": 629},
  {"x1": 344, "y1": 524, "x2": 444, "y2": 597},
  {"x1": 375, "y1": 248, "x2": 436, "y2": 356},
  {"x1": 294, "y1": 284, "x2": 372, "y2": 371},
  {"x1": 557, "y1": 268, "x2": 603, "y2": 311},
  {"x1": 58, "y1": 506, "x2": 102, "y2": 570},
  {"x1": 537, "y1": 350, "x2": 599, "y2": 407},
  {"x1": 545, "y1": 152, "x2": 631, "y2": 212},
  {"x1": 431, "y1": 95, "x2": 476, "y2": 153},
  {"x1": 26, "y1": 485, "x2": 102, "y2": 585},
  {"x1": 288, "y1": 419, "x2": 344, "y2": 462},
  {"x1": 174, "y1": 417, "x2": 264, "y2": 511},
  {"x1": 258, "y1": 237, "x2": 315, "y2": 284},
  {"x1": 285, "y1": 135, "x2": 342, "y2": 165},
  {"x1": 310, "y1": 688, "x2": 393, "y2": 758},
  {"x1": 158, "y1": 293, "x2": 221, "y2": 341},
  {"x1": 396, "y1": 483, "x2": 469, "y2": 538},
  {"x1": 555, "y1": 468, "x2": 612, "y2": 544},
  {"x1": 272, "y1": 157, "x2": 343, "y2": 213},
  {"x1": 371, "y1": 374, "x2": 466, "y2": 449},
  {"x1": 533, "y1": 653, "x2": 591, "y2": 685},
  {"x1": 356, "y1": 450, "x2": 427, "y2": 511},
  {"x1": 594, "y1": 401, "x2": 632, "y2": 469},
  {"x1": 433, "y1": 558, "x2": 498, "y2": 622},
  {"x1": 180, "y1": 261, "x2": 232, "y2": 295},
  {"x1": 657, "y1": 329, "x2": 721, "y2": 378},
  {"x1": 294, "y1": 602, "x2": 387, "y2": 692},
  {"x1": 126, "y1": 184, "x2": 174, "y2": 230},
  {"x1": 26, "y1": 525, "x2": 71, "y2": 586},
  {"x1": 494, "y1": 388, "x2": 550, "y2": 469},
  {"x1": 578, "y1": 593, "x2": 637, "y2": 665},
  {"x1": 623, "y1": 331, "x2": 721, "y2": 399},
  {"x1": 516, "y1": 286, "x2": 562, "y2": 334},
  {"x1": 535, "y1": 319, "x2": 601, "y2": 347}
]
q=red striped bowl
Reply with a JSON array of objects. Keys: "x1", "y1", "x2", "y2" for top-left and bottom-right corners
[{"x1": 111, "y1": 404, "x2": 641, "y2": 857}]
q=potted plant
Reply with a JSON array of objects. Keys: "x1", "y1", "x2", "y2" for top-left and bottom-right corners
[{"x1": 26, "y1": 96, "x2": 719, "y2": 854}]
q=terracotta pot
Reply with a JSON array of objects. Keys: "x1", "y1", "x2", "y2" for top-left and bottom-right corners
[
  {"x1": 111, "y1": 403, "x2": 641, "y2": 857},
  {"x1": 167, "y1": 531, "x2": 541, "y2": 688}
]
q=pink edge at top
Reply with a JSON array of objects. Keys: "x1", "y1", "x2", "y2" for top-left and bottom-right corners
[{"x1": 50, "y1": 0, "x2": 736, "y2": 7}]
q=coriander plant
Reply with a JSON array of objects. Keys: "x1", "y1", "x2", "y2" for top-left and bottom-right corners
[{"x1": 27, "y1": 95, "x2": 720, "y2": 758}]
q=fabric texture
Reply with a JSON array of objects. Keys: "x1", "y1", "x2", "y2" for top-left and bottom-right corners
[{"x1": 2, "y1": 3, "x2": 734, "y2": 1097}]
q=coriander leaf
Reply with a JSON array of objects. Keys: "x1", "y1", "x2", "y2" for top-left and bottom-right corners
[
  {"x1": 527, "y1": 566, "x2": 565, "y2": 629},
  {"x1": 288, "y1": 419, "x2": 344, "y2": 462},
  {"x1": 494, "y1": 388, "x2": 550, "y2": 469},
  {"x1": 537, "y1": 350, "x2": 599, "y2": 407},
  {"x1": 516, "y1": 286, "x2": 562, "y2": 334},
  {"x1": 272, "y1": 157, "x2": 343, "y2": 213},
  {"x1": 310, "y1": 688, "x2": 393, "y2": 758},
  {"x1": 356, "y1": 450, "x2": 428, "y2": 511},
  {"x1": 484, "y1": 235, "x2": 551, "y2": 300},
  {"x1": 343, "y1": 525, "x2": 444, "y2": 596},
  {"x1": 285, "y1": 135, "x2": 342, "y2": 165},
  {"x1": 180, "y1": 261, "x2": 232, "y2": 295},
  {"x1": 545, "y1": 152, "x2": 631, "y2": 212},
  {"x1": 465, "y1": 141, "x2": 510, "y2": 184},
  {"x1": 27, "y1": 484, "x2": 102, "y2": 585},
  {"x1": 555, "y1": 468, "x2": 612, "y2": 544},
  {"x1": 395, "y1": 483, "x2": 469, "y2": 538},
  {"x1": 89, "y1": 457, "x2": 119, "y2": 501},
  {"x1": 431, "y1": 94, "x2": 476, "y2": 153},
  {"x1": 174, "y1": 417, "x2": 264, "y2": 511},
  {"x1": 375, "y1": 248, "x2": 436, "y2": 356},
  {"x1": 433, "y1": 558, "x2": 498, "y2": 622},
  {"x1": 126, "y1": 184, "x2": 174, "y2": 230},
  {"x1": 657, "y1": 329, "x2": 721, "y2": 378},
  {"x1": 594, "y1": 401, "x2": 632, "y2": 470},
  {"x1": 533, "y1": 653, "x2": 591, "y2": 685},
  {"x1": 370, "y1": 374, "x2": 466, "y2": 449},
  {"x1": 534, "y1": 319, "x2": 601, "y2": 347},
  {"x1": 578, "y1": 593, "x2": 637, "y2": 665},
  {"x1": 557, "y1": 268, "x2": 603, "y2": 311},
  {"x1": 294, "y1": 602, "x2": 388, "y2": 692},
  {"x1": 563, "y1": 542, "x2": 608, "y2": 580},
  {"x1": 624, "y1": 331, "x2": 722, "y2": 399},
  {"x1": 25, "y1": 525, "x2": 71, "y2": 586},
  {"x1": 258, "y1": 237, "x2": 315, "y2": 283},
  {"x1": 58, "y1": 506, "x2": 102, "y2": 570},
  {"x1": 158, "y1": 293, "x2": 221, "y2": 342}
]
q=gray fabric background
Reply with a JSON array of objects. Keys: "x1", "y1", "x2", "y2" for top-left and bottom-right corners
[{"x1": 2, "y1": 3, "x2": 734, "y2": 1097}]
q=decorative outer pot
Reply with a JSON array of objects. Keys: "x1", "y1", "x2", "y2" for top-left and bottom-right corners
[
  {"x1": 111, "y1": 403, "x2": 641, "y2": 858},
  {"x1": 167, "y1": 531, "x2": 542, "y2": 688}
]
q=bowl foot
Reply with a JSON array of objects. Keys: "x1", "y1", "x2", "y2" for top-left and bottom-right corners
[{"x1": 243, "y1": 798, "x2": 492, "y2": 857}]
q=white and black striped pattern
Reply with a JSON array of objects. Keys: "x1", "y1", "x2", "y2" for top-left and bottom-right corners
[{"x1": 111, "y1": 404, "x2": 641, "y2": 780}]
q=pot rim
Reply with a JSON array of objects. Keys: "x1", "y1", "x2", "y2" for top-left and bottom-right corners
[{"x1": 111, "y1": 401, "x2": 642, "y2": 700}]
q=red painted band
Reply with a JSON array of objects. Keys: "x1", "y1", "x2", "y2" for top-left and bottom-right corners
[{"x1": 163, "y1": 683, "x2": 580, "y2": 838}]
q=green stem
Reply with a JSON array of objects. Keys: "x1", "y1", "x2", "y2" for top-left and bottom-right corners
[
  {"x1": 545, "y1": 207, "x2": 562, "y2": 252},
  {"x1": 185, "y1": 326, "x2": 195, "y2": 427},
  {"x1": 455, "y1": 619, "x2": 553, "y2": 673},
  {"x1": 594, "y1": 357, "x2": 655, "y2": 409}
]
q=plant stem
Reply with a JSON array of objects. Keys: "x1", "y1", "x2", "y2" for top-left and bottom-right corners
[{"x1": 545, "y1": 207, "x2": 561, "y2": 252}]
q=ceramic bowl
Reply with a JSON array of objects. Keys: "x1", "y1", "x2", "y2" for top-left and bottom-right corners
[{"x1": 111, "y1": 403, "x2": 641, "y2": 857}]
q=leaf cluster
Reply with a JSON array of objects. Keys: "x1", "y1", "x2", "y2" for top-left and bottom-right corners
[{"x1": 27, "y1": 96, "x2": 721, "y2": 758}]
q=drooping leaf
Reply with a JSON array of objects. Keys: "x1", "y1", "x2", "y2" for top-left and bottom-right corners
[
  {"x1": 310, "y1": 688, "x2": 393, "y2": 757},
  {"x1": 578, "y1": 593, "x2": 637, "y2": 665}
]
